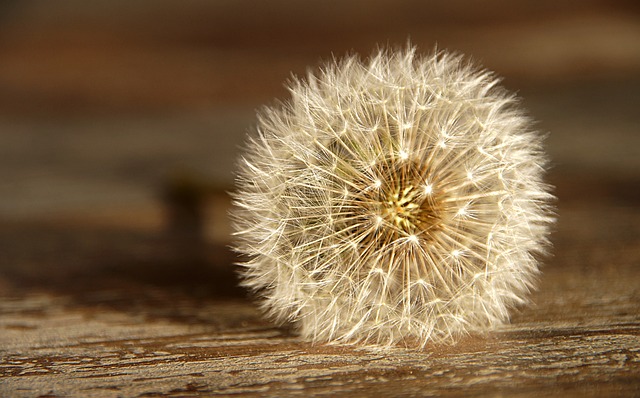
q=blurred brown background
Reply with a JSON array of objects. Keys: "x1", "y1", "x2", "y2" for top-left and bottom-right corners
[
  {"x1": 1, "y1": 2, "x2": 639, "y2": 396},
  {"x1": 0, "y1": 0, "x2": 638, "y2": 225}
]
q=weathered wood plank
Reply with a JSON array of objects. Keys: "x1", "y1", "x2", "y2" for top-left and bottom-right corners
[{"x1": 1, "y1": 191, "x2": 639, "y2": 397}]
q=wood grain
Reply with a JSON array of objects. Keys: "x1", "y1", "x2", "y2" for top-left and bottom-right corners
[{"x1": 1, "y1": 179, "x2": 639, "y2": 397}]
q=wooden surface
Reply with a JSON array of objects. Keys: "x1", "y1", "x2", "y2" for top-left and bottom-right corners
[
  {"x1": 1, "y1": 1, "x2": 640, "y2": 396},
  {"x1": 1, "y1": 174, "x2": 639, "y2": 397}
]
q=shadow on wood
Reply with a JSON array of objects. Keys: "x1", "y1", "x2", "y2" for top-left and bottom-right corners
[{"x1": 0, "y1": 220, "x2": 247, "y2": 326}]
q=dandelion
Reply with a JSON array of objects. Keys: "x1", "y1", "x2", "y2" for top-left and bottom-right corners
[{"x1": 231, "y1": 46, "x2": 554, "y2": 347}]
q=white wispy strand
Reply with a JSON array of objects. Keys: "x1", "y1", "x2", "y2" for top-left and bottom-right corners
[{"x1": 232, "y1": 47, "x2": 554, "y2": 347}]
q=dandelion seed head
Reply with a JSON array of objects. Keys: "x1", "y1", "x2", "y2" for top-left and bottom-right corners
[{"x1": 232, "y1": 46, "x2": 554, "y2": 347}]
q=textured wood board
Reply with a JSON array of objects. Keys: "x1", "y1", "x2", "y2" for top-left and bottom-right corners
[{"x1": 1, "y1": 191, "x2": 639, "y2": 397}]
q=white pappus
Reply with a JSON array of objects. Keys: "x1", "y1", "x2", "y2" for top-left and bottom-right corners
[{"x1": 231, "y1": 46, "x2": 554, "y2": 347}]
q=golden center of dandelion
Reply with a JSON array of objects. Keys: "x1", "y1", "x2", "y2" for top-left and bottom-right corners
[
  {"x1": 381, "y1": 184, "x2": 438, "y2": 234},
  {"x1": 358, "y1": 160, "x2": 445, "y2": 243}
]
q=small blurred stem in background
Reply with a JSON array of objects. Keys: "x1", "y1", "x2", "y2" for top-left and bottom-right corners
[{"x1": 162, "y1": 169, "x2": 232, "y2": 246}]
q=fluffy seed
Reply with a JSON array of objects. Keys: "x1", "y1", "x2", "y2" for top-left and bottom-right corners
[{"x1": 231, "y1": 46, "x2": 554, "y2": 347}]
